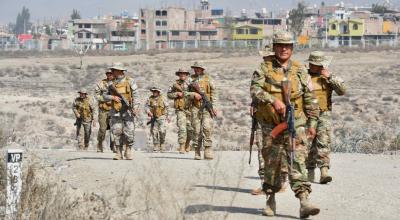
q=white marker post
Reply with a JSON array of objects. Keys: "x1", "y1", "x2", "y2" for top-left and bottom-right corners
[{"x1": 6, "y1": 149, "x2": 23, "y2": 218}]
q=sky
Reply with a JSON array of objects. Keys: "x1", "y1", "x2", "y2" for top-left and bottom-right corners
[{"x1": 0, "y1": 0, "x2": 399, "y2": 24}]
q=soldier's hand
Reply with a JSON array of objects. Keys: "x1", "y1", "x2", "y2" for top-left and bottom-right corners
[
  {"x1": 76, "y1": 114, "x2": 81, "y2": 119},
  {"x1": 112, "y1": 96, "x2": 121, "y2": 102},
  {"x1": 273, "y1": 99, "x2": 286, "y2": 116},
  {"x1": 307, "y1": 128, "x2": 317, "y2": 140},
  {"x1": 321, "y1": 68, "x2": 330, "y2": 78},
  {"x1": 212, "y1": 109, "x2": 218, "y2": 117},
  {"x1": 194, "y1": 93, "x2": 202, "y2": 101},
  {"x1": 92, "y1": 120, "x2": 96, "y2": 128},
  {"x1": 147, "y1": 112, "x2": 153, "y2": 117},
  {"x1": 249, "y1": 106, "x2": 255, "y2": 117},
  {"x1": 176, "y1": 92, "x2": 183, "y2": 98}
]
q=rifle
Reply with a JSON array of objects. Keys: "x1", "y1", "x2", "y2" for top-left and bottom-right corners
[
  {"x1": 281, "y1": 77, "x2": 296, "y2": 170},
  {"x1": 74, "y1": 118, "x2": 82, "y2": 139},
  {"x1": 108, "y1": 84, "x2": 136, "y2": 118},
  {"x1": 190, "y1": 82, "x2": 217, "y2": 118},
  {"x1": 249, "y1": 110, "x2": 257, "y2": 165},
  {"x1": 146, "y1": 116, "x2": 157, "y2": 129}
]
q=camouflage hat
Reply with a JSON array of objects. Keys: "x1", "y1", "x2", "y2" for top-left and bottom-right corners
[
  {"x1": 306, "y1": 51, "x2": 333, "y2": 67},
  {"x1": 258, "y1": 45, "x2": 275, "y2": 57},
  {"x1": 109, "y1": 62, "x2": 127, "y2": 71},
  {"x1": 191, "y1": 62, "x2": 205, "y2": 70},
  {"x1": 272, "y1": 31, "x2": 294, "y2": 44},
  {"x1": 175, "y1": 68, "x2": 190, "y2": 76},
  {"x1": 78, "y1": 88, "x2": 88, "y2": 94},
  {"x1": 150, "y1": 87, "x2": 162, "y2": 92}
]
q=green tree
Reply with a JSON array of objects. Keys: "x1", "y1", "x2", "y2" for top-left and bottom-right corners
[
  {"x1": 15, "y1": 6, "x2": 31, "y2": 35},
  {"x1": 321, "y1": 1, "x2": 325, "y2": 7},
  {"x1": 288, "y1": 2, "x2": 307, "y2": 37},
  {"x1": 371, "y1": 3, "x2": 388, "y2": 14},
  {"x1": 71, "y1": 9, "x2": 81, "y2": 20},
  {"x1": 44, "y1": 25, "x2": 52, "y2": 36}
]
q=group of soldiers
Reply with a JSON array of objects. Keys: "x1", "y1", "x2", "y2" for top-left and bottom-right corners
[
  {"x1": 72, "y1": 30, "x2": 346, "y2": 218},
  {"x1": 72, "y1": 62, "x2": 217, "y2": 161},
  {"x1": 250, "y1": 31, "x2": 346, "y2": 218}
]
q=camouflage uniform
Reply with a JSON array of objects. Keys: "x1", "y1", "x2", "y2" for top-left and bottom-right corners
[
  {"x1": 104, "y1": 63, "x2": 139, "y2": 160},
  {"x1": 95, "y1": 77, "x2": 114, "y2": 152},
  {"x1": 167, "y1": 69, "x2": 194, "y2": 153},
  {"x1": 145, "y1": 88, "x2": 169, "y2": 152},
  {"x1": 305, "y1": 51, "x2": 346, "y2": 183},
  {"x1": 72, "y1": 90, "x2": 96, "y2": 150},
  {"x1": 251, "y1": 31, "x2": 320, "y2": 218},
  {"x1": 189, "y1": 62, "x2": 217, "y2": 160}
]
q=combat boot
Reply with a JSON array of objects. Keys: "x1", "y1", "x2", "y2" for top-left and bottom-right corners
[
  {"x1": 113, "y1": 146, "x2": 122, "y2": 160},
  {"x1": 160, "y1": 144, "x2": 166, "y2": 153},
  {"x1": 185, "y1": 139, "x2": 191, "y2": 152},
  {"x1": 262, "y1": 193, "x2": 276, "y2": 216},
  {"x1": 179, "y1": 144, "x2": 186, "y2": 154},
  {"x1": 279, "y1": 173, "x2": 288, "y2": 192},
  {"x1": 124, "y1": 146, "x2": 133, "y2": 160},
  {"x1": 97, "y1": 143, "x2": 104, "y2": 153},
  {"x1": 308, "y1": 168, "x2": 315, "y2": 182},
  {"x1": 320, "y1": 167, "x2": 332, "y2": 184},
  {"x1": 298, "y1": 192, "x2": 320, "y2": 219},
  {"x1": 204, "y1": 146, "x2": 214, "y2": 160},
  {"x1": 194, "y1": 147, "x2": 201, "y2": 160},
  {"x1": 251, "y1": 187, "x2": 264, "y2": 196},
  {"x1": 153, "y1": 144, "x2": 160, "y2": 152}
]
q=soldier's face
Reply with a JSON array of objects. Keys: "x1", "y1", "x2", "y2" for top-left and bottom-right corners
[
  {"x1": 178, "y1": 73, "x2": 188, "y2": 80},
  {"x1": 112, "y1": 69, "x2": 123, "y2": 78},
  {"x1": 193, "y1": 67, "x2": 204, "y2": 75},
  {"x1": 309, "y1": 64, "x2": 323, "y2": 73},
  {"x1": 152, "y1": 91, "x2": 160, "y2": 97},
  {"x1": 273, "y1": 43, "x2": 293, "y2": 62},
  {"x1": 106, "y1": 73, "x2": 114, "y2": 81},
  {"x1": 79, "y1": 93, "x2": 87, "y2": 98}
]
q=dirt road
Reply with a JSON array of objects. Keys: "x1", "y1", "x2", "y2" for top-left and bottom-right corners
[{"x1": 38, "y1": 150, "x2": 399, "y2": 220}]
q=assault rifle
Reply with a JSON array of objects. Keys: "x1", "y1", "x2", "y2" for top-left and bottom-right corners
[
  {"x1": 74, "y1": 118, "x2": 82, "y2": 138},
  {"x1": 190, "y1": 82, "x2": 217, "y2": 118},
  {"x1": 108, "y1": 84, "x2": 136, "y2": 118},
  {"x1": 249, "y1": 104, "x2": 257, "y2": 165}
]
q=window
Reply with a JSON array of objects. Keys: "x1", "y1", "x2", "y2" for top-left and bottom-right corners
[
  {"x1": 162, "y1": 10, "x2": 167, "y2": 16},
  {"x1": 78, "y1": 24, "x2": 83, "y2": 28},
  {"x1": 86, "y1": 33, "x2": 91, "y2": 38},
  {"x1": 251, "y1": 19, "x2": 263, "y2": 25},
  {"x1": 250, "y1": 28, "x2": 259, "y2": 35},
  {"x1": 162, "y1": 21, "x2": 167, "y2": 26},
  {"x1": 156, "y1": 31, "x2": 161, "y2": 36},
  {"x1": 112, "y1": 31, "x2": 117, "y2": 36},
  {"x1": 331, "y1": 24, "x2": 336, "y2": 30},
  {"x1": 171, "y1": 31, "x2": 179, "y2": 36},
  {"x1": 84, "y1": 24, "x2": 91, "y2": 28},
  {"x1": 156, "y1": 21, "x2": 161, "y2": 26},
  {"x1": 189, "y1": 31, "x2": 197, "y2": 36},
  {"x1": 343, "y1": 25, "x2": 348, "y2": 33},
  {"x1": 141, "y1": 29, "x2": 146, "y2": 34},
  {"x1": 141, "y1": 19, "x2": 145, "y2": 24},
  {"x1": 353, "y1": 24, "x2": 358, "y2": 30},
  {"x1": 78, "y1": 33, "x2": 83, "y2": 38},
  {"x1": 236, "y1": 29, "x2": 245, "y2": 34},
  {"x1": 162, "y1": 31, "x2": 167, "y2": 36},
  {"x1": 156, "y1": 10, "x2": 161, "y2": 16}
]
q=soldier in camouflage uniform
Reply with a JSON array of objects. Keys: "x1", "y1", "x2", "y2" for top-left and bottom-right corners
[
  {"x1": 250, "y1": 31, "x2": 320, "y2": 218},
  {"x1": 72, "y1": 89, "x2": 96, "y2": 150},
  {"x1": 305, "y1": 51, "x2": 346, "y2": 184},
  {"x1": 104, "y1": 63, "x2": 139, "y2": 160},
  {"x1": 95, "y1": 70, "x2": 115, "y2": 153},
  {"x1": 189, "y1": 62, "x2": 218, "y2": 160},
  {"x1": 167, "y1": 68, "x2": 194, "y2": 154},
  {"x1": 145, "y1": 87, "x2": 170, "y2": 152}
]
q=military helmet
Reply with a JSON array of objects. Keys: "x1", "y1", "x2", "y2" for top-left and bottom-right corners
[
  {"x1": 109, "y1": 62, "x2": 127, "y2": 71},
  {"x1": 259, "y1": 45, "x2": 275, "y2": 57},
  {"x1": 306, "y1": 51, "x2": 333, "y2": 67},
  {"x1": 78, "y1": 88, "x2": 88, "y2": 94},
  {"x1": 150, "y1": 87, "x2": 162, "y2": 92},
  {"x1": 191, "y1": 62, "x2": 205, "y2": 70},
  {"x1": 272, "y1": 31, "x2": 294, "y2": 44},
  {"x1": 175, "y1": 68, "x2": 190, "y2": 76}
]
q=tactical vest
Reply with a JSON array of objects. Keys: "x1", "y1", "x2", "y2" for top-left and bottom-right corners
[
  {"x1": 256, "y1": 60, "x2": 305, "y2": 124},
  {"x1": 311, "y1": 75, "x2": 332, "y2": 112},
  {"x1": 99, "y1": 79, "x2": 113, "y2": 111},
  {"x1": 173, "y1": 80, "x2": 189, "y2": 110},
  {"x1": 111, "y1": 76, "x2": 132, "y2": 112},
  {"x1": 75, "y1": 98, "x2": 92, "y2": 122},
  {"x1": 149, "y1": 96, "x2": 166, "y2": 117},
  {"x1": 192, "y1": 74, "x2": 212, "y2": 108}
]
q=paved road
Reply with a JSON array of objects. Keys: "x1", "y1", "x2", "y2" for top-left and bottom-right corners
[{"x1": 39, "y1": 150, "x2": 400, "y2": 220}]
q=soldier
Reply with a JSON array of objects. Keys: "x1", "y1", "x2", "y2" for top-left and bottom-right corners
[
  {"x1": 250, "y1": 31, "x2": 320, "y2": 218},
  {"x1": 167, "y1": 68, "x2": 193, "y2": 154},
  {"x1": 189, "y1": 62, "x2": 218, "y2": 160},
  {"x1": 72, "y1": 88, "x2": 96, "y2": 150},
  {"x1": 145, "y1": 87, "x2": 169, "y2": 152},
  {"x1": 95, "y1": 70, "x2": 115, "y2": 153},
  {"x1": 305, "y1": 51, "x2": 346, "y2": 184},
  {"x1": 104, "y1": 62, "x2": 139, "y2": 160}
]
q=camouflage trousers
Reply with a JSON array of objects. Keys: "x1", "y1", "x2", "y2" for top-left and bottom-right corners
[
  {"x1": 176, "y1": 110, "x2": 193, "y2": 145},
  {"x1": 110, "y1": 111, "x2": 135, "y2": 148},
  {"x1": 77, "y1": 121, "x2": 92, "y2": 149},
  {"x1": 191, "y1": 107, "x2": 213, "y2": 148},
  {"x1": 261, "y1": 122, "x2": 311, "y2": 197},
  {"x1": 150, "y1": 116, "x2": 167, "y2": 149},
  {"x1": 307, "y1": 111, "x2": 332, "y2": 169},
  {"x1": 97, "y1": 109, "x2": 114, "y2": 148},
  {"x1": 254, "y1": 123, "x2": 265, "y2": 179}
]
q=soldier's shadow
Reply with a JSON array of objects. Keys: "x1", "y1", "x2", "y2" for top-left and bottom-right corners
[
  {"x1": 184, "y1": 204, "x2": 298, "y2": 219},
  {"x1": 193, "y1": 184, "x2": 252, "y2": 194},
  {"x1": 149, "y1": 156, "x2": 194, "y2": 160},
  {"x1": 66, "y1": 157, "x2": 114, "y2": 161}
]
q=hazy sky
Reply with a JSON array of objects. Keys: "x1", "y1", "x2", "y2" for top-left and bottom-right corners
[{"x1": 0, "y1": 0, "x2": 398, "y2": 24}]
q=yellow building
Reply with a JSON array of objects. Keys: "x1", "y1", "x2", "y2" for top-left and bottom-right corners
[
  {"x1": 328, "y1": 19, "x2": 365, "y2": 37},
  {"x1": 232, "y1": 24, "x2": 263, "y2": 40}
]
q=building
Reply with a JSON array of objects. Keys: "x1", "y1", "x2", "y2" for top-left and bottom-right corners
[
  {"x1": 72, "y1": 19, "x2": 109, "y2": 49},
  {"x1": 107, "y1": 18, "x2": 139, "y2": 51},
  {"x1": 328, "y1": 18, "x2": 364, "y2": 46},
  {"x1": 231, "y1": 24, "x2": 263, "y2": 40}
]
